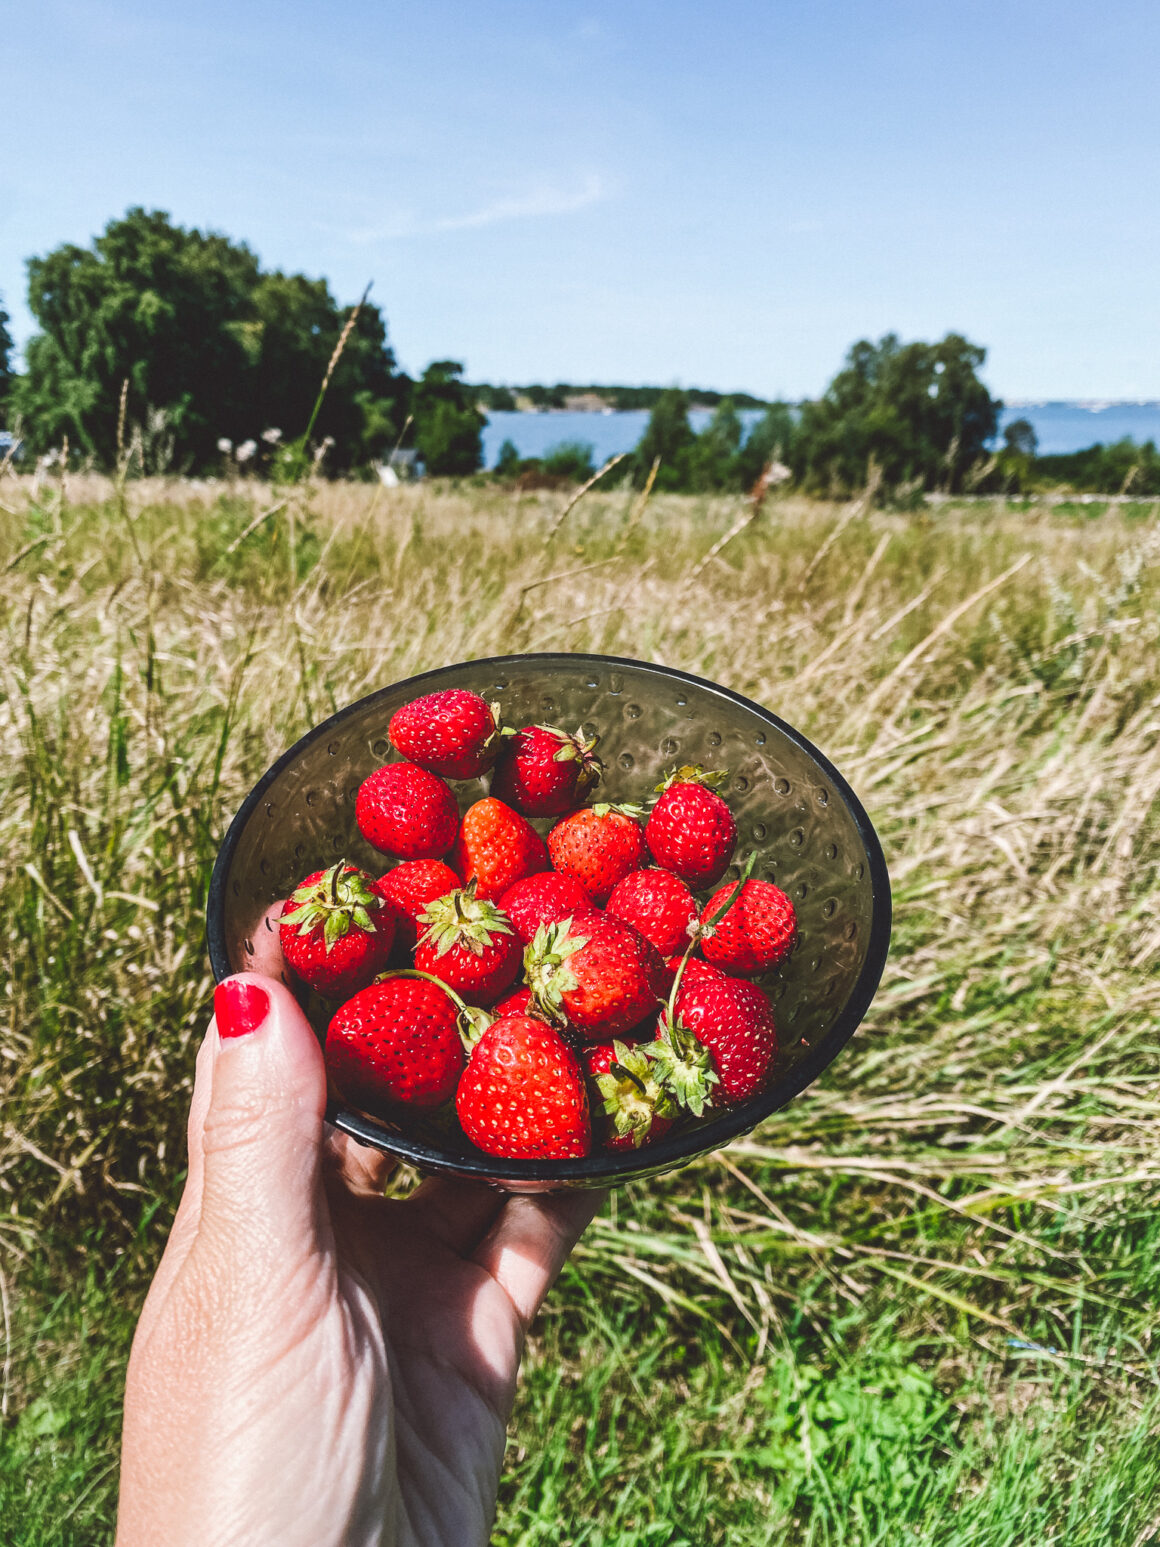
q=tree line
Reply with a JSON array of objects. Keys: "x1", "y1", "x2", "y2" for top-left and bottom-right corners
[
  {"x1": 1, "y1": 209, "x2": 1155, "y2": 496},
  {"x1": 0, "y1": 208, "x2": 484, "y2": 477}
]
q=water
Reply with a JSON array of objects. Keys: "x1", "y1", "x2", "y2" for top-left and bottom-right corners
[
  {"x1": 481, "y1": 408, "x2": 765, "y2": 471},
  {"x1": 480, "y1": 402, "x2": 1160, "y2": 470}
]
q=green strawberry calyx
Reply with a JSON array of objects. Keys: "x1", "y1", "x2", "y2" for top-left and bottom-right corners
[
  {"x1": 374, "y1": 968, "x2": 495, "y2": 1051},
  {"x1": 523, "y1": 917, "x2": 591, "y2": 1023},
  {"x1": 589, "y1": 801, "x2": 645, "y2": 820},
  {"x1": 652, "y1": 1014, "x2": 719, "y2": 1118},
  {"x1": 653, "y1": 764, "x2": 731, "y2": 797},
  {"x1": 417, "y1": 880, "x2": 514, "y2": 959},
  {"x1": 596, "y1": 1041, "x2": 677, "y2": 1146},
  {"x1": 281, "y1": 860, "x2": 386, "y2": 954},
  {"x1": 536, "y1": 724, "x2": 604, "y2": 791}
]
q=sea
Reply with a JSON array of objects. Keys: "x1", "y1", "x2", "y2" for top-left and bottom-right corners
[{"x1": 480, "y1": 401, "x2": 1160, "y2": 471}]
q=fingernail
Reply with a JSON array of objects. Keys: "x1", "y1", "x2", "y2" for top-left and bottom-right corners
[{"x1": 214, "y1": 980, "x2": 270, "y2": 1039}]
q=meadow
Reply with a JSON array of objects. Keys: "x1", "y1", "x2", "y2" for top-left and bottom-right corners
[{"x1": 2, "y1": 467, "x2": 1160, "y2": 1546}]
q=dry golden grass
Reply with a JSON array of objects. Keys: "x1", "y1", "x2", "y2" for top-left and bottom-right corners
[{"x1": 4, "y1": 471, "x2": 1160, "y2": 1543}]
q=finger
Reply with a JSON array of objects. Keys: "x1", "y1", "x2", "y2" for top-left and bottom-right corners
[
  {"x1": 472, "y1": 1189, "x2": 606, "y2": 1327},
  {"x1": 247, "y1": 899, "x2": 293, "y2": 982},
  {"x1": 322, "y1": 1126, "x2": 399, "y2": 1199},
  {"x1": 131, "y1": 1026, "x2": 217, "y2": 1344},
  {"x1": 406, "y1": 1175, "x2": 507, "y2": 1254},
  {"x1": 197, "y1": 972, "x2": 327, "y2": 1254}
]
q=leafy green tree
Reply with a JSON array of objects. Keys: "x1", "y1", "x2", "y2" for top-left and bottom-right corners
[
  {"x1": 412, "y1": 361, "x2": 484, "y2": 476},
  {"x1": 793, "y1": 333, "x2": 1001, "y2": 495},
  {"x1": 686, "y1": 398, "x2": 743, "y2": 491},
  {"x1": 1003, "y1": 417, "x2": 1038, "y2": 457},
  {"x1": 12, "y1": 208, "x2": 406, "y2": 471},
  {"x1": 735, "y1": 401, "x2": 797, "y2": 490},
  {"x1": 542, "y1": 440, "x2": 595, "y2": 481},
  {"x1": 494, "y1": 438, "x2": 521, "y2": 477},
  {"x1": 0, "y1": 294, "x2": 13, "y2": 416},
  {"x1": 633, "y1": 388, "x2": 696, "y2": 490}
]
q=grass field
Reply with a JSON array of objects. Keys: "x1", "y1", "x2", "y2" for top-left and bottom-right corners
[{"x1": 3, "y1": 469, "x2": 1160, "y2": 1545}]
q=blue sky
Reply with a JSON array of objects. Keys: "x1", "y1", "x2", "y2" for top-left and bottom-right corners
[{"x1": 3, "y1": 0, "x2": 1159, "y2": 399}]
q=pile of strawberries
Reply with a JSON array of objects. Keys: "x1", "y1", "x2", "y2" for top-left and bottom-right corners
[{"x1": 276, "y1": 687, "x2": 798, "y2": 1162}]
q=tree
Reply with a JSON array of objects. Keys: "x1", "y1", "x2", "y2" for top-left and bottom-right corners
[
  {"x1": 1003, "y1": 418, "x2": 1038, "y2": 457},
  {"x1": 411, "y1": 361, "x2": 484, "y2": 476},
  {"x1": 686, "y1": 398, "x2": 743, "y2": 491},
  {"x1": 11, "y1": 208, "x2": 407, "y2": 470},
  {"x1": 793, "y1": 332, "x2": 1001, "y2": 495},
  {"x1": 735, "y1": 401, "x2": 797, "y2": 490},
  {"x1": 0, "y1": 294, "x2": 13, "y2": 416},
  {"x1": 632, "y1": 388, "x2": 696, "y2": 490},
  {"x1": 542, "y1": 440, "x2": 595, "y2": 481},
  {"x1": 493, "y1": 438, "x2": 521, "y2": 478}
]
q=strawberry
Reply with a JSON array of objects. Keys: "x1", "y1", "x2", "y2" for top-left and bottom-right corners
[
  {"x1": 645, "y1": 766, "x2": 737, "y2": 889},
  {"x1": 388, "y1": 689, "x2": 501, "y2": 779},
  {"x1": 581, "y1": 1039, "x2": 676, "y2": 1150},
  {"x1": 377, "y1": 858, "x2": 462, "y2": 954},
  {"x1": 414, "y1": 884, "x2": 521, "y2": 1006},
  {"x1": 325, "y1": 976, "x2": 465, "y2": 1111},
  {"x1": 656, "y1": 976, "x2": 777, "y2": 1109},
  {"x1": 452, "y1": 796, "x2": 549, "y2": 901},
  {"x1": 278, "y1": 861, "x2": 395, "y2": 999},
  {"x1": 498, "y1": 870, "x2": 595, "y2": 946},
  {"x1": 701, "y1": 877, "x2": 797, "y2": 975},
  {"x1": 456, "y1": 1014, "x2": 591, "y2": 1159},
  {"x1": 665, "y1": 955, "x2": 729, "y2": 988},
  {"x1": 606, "y1": 867, "x2": 699, "y2": 956},
  {"x1": 492, "y1": 984, "x2": 537, "y2": 1018},
  {"x1": 525, "y1": 914, "x2": 670, "y2": 1040},
  {"x1": 356, "y1": 762, "x2": 459, "y2": 860},
  {"x1": 547, "y1": 803, "x2": 647, "y2": 904},
  {"x1": 491, "y1": 724, "x2": 602, "y2": 816}
]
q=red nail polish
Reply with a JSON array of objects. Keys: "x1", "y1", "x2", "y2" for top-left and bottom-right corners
[{"x1": 215, "y1": 980, "x2": 270, "y2": 1039}]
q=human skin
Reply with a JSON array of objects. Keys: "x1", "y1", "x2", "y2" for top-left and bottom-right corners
[{"x1": 116, "y1": 972, "x2": 602, "y2": 1547}]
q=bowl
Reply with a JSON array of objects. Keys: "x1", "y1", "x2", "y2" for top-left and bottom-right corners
[{"x1": 206, "y1": 653, "x2": 891, "y2": 1190}]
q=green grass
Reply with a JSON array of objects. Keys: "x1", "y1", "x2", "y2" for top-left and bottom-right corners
[{"x1": 3, "y1": 470, "x2": 1160, "y2": 1544}]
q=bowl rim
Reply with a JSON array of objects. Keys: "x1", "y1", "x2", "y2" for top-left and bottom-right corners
[{"x1": 207, "y1": 651, "x2": 892, "y2": 1182}]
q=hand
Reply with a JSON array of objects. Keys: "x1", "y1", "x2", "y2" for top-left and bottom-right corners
[{"x1": 116, "y1": 973, "x2": 602, "y2": 1547}]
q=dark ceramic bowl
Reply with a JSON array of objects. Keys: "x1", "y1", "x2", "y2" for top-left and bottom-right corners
[{"x1": 206, "y1": 653, "x2": 890, "y2": 1190}]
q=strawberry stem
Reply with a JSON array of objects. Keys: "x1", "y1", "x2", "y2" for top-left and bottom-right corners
[
  {"x1": 374, "y1": 968, "x2": 495, "y2": 1052},
  {"x1": 663, "y1": 850, "x2": 757, "y2": 1026}
]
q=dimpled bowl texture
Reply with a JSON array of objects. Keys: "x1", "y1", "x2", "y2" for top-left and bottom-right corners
[{"x1": 206, "y1": 653, "x2": 891, "y2": 1191}]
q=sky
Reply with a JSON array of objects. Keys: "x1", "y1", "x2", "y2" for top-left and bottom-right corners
[{"x1": 3, "y1": 0, "x2": 1159, "y2": 400}]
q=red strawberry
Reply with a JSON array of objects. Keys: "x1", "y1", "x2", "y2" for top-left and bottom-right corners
[
  {"x1": 491, "y1": 724, "x2": 602, "y2": 816},
  {"x1": 388, "y1": 689, "x2": 501, "y2": 780},
  {"x1": 456, "y1": 1014, "x2": 591, "y2": 1159},
  {"x1": 525, "y1": 914, "x2": 670, "y2": 1040},
  {"x1": 547, "y1": 803, "x2": 647, "y2": 905},
  {"x1": 581, "y1": 1039, "x2": 676, "y2": 1150},
  {"x1": 452, "y1": 796, "x2": 549, "y2": 901},
  {"x1": 665, "y1": 955, "x2": 729, "y2": 988},
  {"x1": 325, "y1": 977, "x2": 465, "y2": 1111},
  {"x1": 606, "y1": 867, "x2": 699, "y2": 956},
  {"x1": 498, "y1": 870, "x2": 595, "y2": 946},
  {"x1": 377, "y1": 859, "x2": 463, "y2": 954},
  {"x1": 701, "y1": 878, "x2": 797, "y2": 975},
  {"x1": 645, "y1": 767, "x2": 737, "y2": 889},
  {"x1": 356, "y1": 762, "x2": 459, "y2": 860},
  {"x1": 492, "y1": 984, "x2": 537, "y2": 1018},
  {"x1": 278, "y1": 861, "x2": 395, "y2": 999},
  {"x1": 414, "y1": 884, "x2": 521, "y2": 1006},
  {"x1": 656, "y1": 976, "x2": 777, "y2": 1108}
]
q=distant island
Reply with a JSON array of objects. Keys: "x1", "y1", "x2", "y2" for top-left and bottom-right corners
[{"x1": 469, "y1": 382, "x2": 772, "y2": 413}]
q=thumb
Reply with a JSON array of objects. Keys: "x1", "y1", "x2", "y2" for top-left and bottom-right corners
[{"x1": 197, "y1": 972, "x2": 328, "y2": 1253}]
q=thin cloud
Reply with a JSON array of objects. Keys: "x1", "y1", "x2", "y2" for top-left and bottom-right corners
[
  {"x1": 343, "y1": 173, "x2": 609, "y2": 243},
  {"x1": 432, "y1": 172, "x2": 606, "y2": 232}
]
